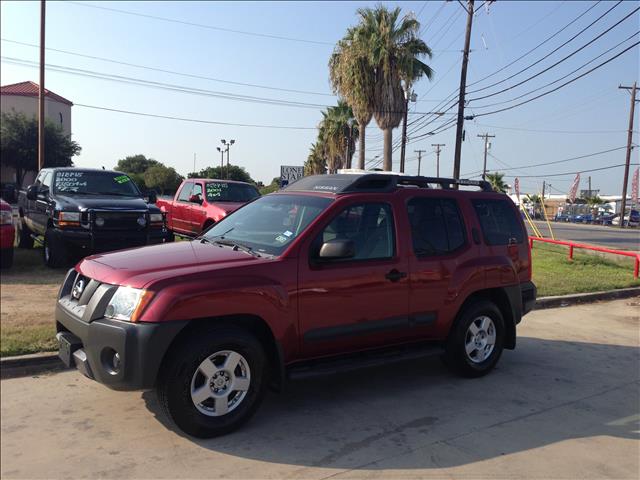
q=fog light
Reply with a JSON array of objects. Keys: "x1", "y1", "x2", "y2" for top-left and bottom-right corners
[{"x1": 95, "y1": 217, "x2": 105, "y2": 227}]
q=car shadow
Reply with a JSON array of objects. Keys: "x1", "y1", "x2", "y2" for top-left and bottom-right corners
[{"x1": 142, "y1": 337, "x2": 639, "y2": 470}]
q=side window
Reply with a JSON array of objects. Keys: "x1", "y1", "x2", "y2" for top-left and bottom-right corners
[
  {"x1": 177, "y1": 182, "x2": 193, "y2": 202},
  {"x1": 472, "y1": 199, "x2": 524, "y2": 245},
  {"x1": 191, "y1": 183, "x2": 203, "y2": 200},
  {"x1": 34, "y1": 172, "x2": 44, "y2": 187},
  {"x1": 318, "y1": 203, "x2": 395, "y2": 260},
  {"x1": 41, "y1": 172, "x2": 52, "y2": 191},
  {"x1": 407, "y1": 197, "x2": 466, "y2": 257}
]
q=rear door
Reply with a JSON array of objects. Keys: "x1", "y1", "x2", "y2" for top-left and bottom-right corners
[
  {"x1": 405, "y1": 192, "x2": 473, "y2": 338},
  {"x1": 172, "y1": 182, "x2": 193, "y2": 234}
]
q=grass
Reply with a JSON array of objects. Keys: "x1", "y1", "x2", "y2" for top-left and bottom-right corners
[
  {"x1": 532, "y1": 242, "x2": 639, "y2": 297},
  {"x1": 1, "y1": 242, "x2": 638, "y2": 357}
]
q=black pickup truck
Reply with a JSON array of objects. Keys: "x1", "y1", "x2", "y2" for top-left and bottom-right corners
[{"x1": 18, "y1": 168, "x2": 171, "y2": 267}]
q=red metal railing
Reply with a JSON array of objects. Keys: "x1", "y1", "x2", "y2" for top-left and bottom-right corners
[{"x1": 529, "y1": 236, "x2": 640, "y2": 279}]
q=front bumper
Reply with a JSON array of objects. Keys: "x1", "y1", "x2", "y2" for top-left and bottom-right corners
[
  {"x1": 55, "y1": 227, "x2": 170, "y2": 253},
  {"x1": 55, "y1": 271, "x2": 187, "y2": 390}
]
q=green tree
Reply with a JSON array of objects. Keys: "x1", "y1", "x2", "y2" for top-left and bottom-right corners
[
  {"x1": 0, "y1": 111, "x2": 81, "y2": 187},
  {"x1": 259, "y1": 177, "x2": 281, "y2": 195},
  {"x1": 351, "y1": 6, "x2": 432, "y2": 171},
  {"x1": 329, "y1": 27, "x2": 375, "y2": 169},
  {"x1": 114, "y1": 154, "x2": 159, "y2": 190},
  {"x1": 487, "y1": 172, "x2": 509, "y2": 194},
  {"x1": 143, "y1": 164, "x2": 183, "y2": 195},
  {"x1": 318, "y1": 101, "x2": 359, "y2": 173},
  {"x1": 188, "y1": 165, "x2": 254, "y2": 184},
  {"x1": 304, "y1": 141, "x2": 327, "y2": 175}
]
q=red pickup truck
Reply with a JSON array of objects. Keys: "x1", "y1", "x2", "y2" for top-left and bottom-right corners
[
  {"x1": 157, "y1": 179, "x2": 260, "y2": 237},
  {"x1": 55, "y1": 173, "x2": 536, "y2": 438}
]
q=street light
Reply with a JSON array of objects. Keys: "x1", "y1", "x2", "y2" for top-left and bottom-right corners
[{"x1": 220, "y1": 139, "x2": 236, "y2": 179}]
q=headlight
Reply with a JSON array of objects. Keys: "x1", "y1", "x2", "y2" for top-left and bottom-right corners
[
  {"x1": 0, "y1": 210, "x2": 12, "y2": 226},
  {"x1": 59, "y1": 211, "x2": 80, "y2": 227},
  {"x1": 149, "y1": 213, "x2": 164, "y2": 223},
  {"x1": 104, "y1": 286, "x2": 152, "y2": 322}
]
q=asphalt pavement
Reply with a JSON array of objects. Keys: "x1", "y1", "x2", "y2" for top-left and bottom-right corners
[
  {"x1": 528, "y1": 220, "x2": 639, "y2": 250},
  {"x1": 2, "y1": 298, "x2": 639, "y2": 479}
]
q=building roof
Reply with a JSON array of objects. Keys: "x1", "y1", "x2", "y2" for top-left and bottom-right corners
[{"x1": 0, "y1": 81, "x2": 73, "y2": 106}]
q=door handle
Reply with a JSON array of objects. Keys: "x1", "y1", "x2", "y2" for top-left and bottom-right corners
[{"x1": 385, "y1": 269, "x2": 407, "y2": 282}]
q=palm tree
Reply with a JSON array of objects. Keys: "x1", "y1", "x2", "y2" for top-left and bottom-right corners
[
  {"x1": 585, "y1": 195, "x2": 605, "y2": 217},
  {"x1": 319, "y1": 101, "x2": 359, "y2": 173},
  {"x1": 304, "y1": 141, "x2": 326, "y2": 175},
  {"x1": 329, "y1": 27, "x2": 375, "y2": 169},
  {"x1": 355, "y1": 6, "x2": 433, "y2": 171},
  {"x1": 487, "y1": 172, "x2": 508, "y2": 194}
]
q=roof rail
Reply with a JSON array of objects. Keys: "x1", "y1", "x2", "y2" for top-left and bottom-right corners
[{"x1": 283, "y1": 173, "x2": 493, "y2": 194}]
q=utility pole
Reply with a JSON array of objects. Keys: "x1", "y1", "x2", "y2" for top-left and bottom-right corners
[
  {"x1": 400, "y1": 89, "x2": 417, "y2": 173},
  {"x1": 542, "y1": 180, "x2": 546, "y2": 200},
  {"x1": 452, "y1": 0, "x2": 475, "y2": 182},
  {"x1": 588, "y1": 176, "x2": 591, "y2": 196},
  {"x1": 477, "y1": 133, "x2": 495, "y2": 180},
  {"x1": 431, "y1": 143, "x2": 445, "y2": 177},
  {"x1": 193, "y1": 153, "x2": 196, "y2": 175},
  {"x1": 619, "y1": 82, "x2": 637, "y2": 228},
  {"x1": 414, "y1": 149, "x2": 426, "y2": 176},
  {"x1": 220, "y1": 139, "x2": 235, "y2": 179},
  {"x1": 216, "y1": 146, "x2": 225, "y2": 174},
  {"x1": 38, "y1": 0, "x2": 46, "y2": 172}
]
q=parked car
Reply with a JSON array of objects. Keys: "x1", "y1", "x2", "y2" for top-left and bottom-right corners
[
  {"x1": 156, "y1": 178, "x2": 260, "y2": 238},
  {"x1": 55, "y1": 173, "x2": 536, "y2": 438},
  {"x1": 0, "y1": 198, "x2": 15, "y2": 269},
  {"x1": 612, "y1": 209, "x2": 639, "y2": 227},
  {"x1": 17, "y1": 168, "x2": 171, "y2": 267},
  {"x1": 573, "y1": 213, "x2": 593, "y2": 224}
]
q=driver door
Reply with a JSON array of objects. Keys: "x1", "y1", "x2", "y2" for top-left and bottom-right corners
[{"x1": 298, "y1": 200, "x2": 410, "y2": 358}]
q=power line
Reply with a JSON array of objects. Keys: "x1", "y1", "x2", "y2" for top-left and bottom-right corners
[
  {"x1": 472, "y1": 123, "x2": 631, "y2": 135},
  {"x1": 468, "y1": 41, "x2": 639, "y2": 118},
  {"x1": 74, "y1": 103, "x2": 317, "y2": 130},
  {"x1": 468, "y1": 7, "x2": 639, "y2": 102},
  {"x1": 467, "y1": 1, "x2": 622, "y2": 94},
  {"x1": 505, "y1": 163, "x2": 638, "y2": 178},
  {"x1": 67, "y1": 1, "x2": 334, "y2": 46},
  {"x1": 0, "y1": 38, "x2": 335, "y2": 97},
  {"x1": 468, "y1": 30, "x2": 640, "y2": 109}
]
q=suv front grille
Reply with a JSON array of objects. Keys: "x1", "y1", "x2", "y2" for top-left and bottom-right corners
[{"x1": 91, "y1": 211, "x2": 147, "y2": 231}]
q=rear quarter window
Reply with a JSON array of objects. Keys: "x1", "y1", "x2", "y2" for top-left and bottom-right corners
[{"x1": 472, "y1": 198, "x2": 524, "y2": 245}]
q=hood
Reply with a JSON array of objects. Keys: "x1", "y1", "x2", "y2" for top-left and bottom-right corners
[
  {"x1": 54, "y1": 195, "x2": 153, "y2": 212},
  {"x1": 78, "y1": 240, "x2": 262, "y2": 288}
]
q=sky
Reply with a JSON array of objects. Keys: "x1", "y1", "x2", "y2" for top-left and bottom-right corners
[{"x1": 1, "y1": 0, "x2": 638, "y2": 195}]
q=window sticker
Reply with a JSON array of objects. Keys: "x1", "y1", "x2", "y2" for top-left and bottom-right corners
[
  {"x1": 283, "y1": 230, "x2": 293, "y2": 237},
  {"x1": 54, "y1": 171, "x2": 87, "y2": 192},
  {"x1": 206, "y1": 182, "x2": 229, "y2": 198},
  {"x1": 275, "y1": 235, "x2": 288, "y2": 243},
  {"x1": 113, "y1": 175, "x2": 131, "y2": 184}
]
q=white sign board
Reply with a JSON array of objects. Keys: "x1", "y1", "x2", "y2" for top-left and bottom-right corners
[{"x1": 280, "y1": 166, "x2": 304, "y2": 188}]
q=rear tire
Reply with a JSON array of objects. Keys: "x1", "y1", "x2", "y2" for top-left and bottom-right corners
[
  {"x1": 157, "y1": 326, "x2": 268, "y2": 438},
  {"x1": 43, "y1": 228, "x2": 69, "y2": 268},
  {"x1": 18, "y1": 220, "x2": 34, "y2": 249},
  {"x1": 444, "y1": 300, "x2": 505, "y2": 378},
  {"x1": 0, "y1": 248, "x2": 13, "y2": 269}
]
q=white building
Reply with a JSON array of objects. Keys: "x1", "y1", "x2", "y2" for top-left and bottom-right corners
[{"x1": 1, "y1": 81, "x2": 73, "y2": 185}]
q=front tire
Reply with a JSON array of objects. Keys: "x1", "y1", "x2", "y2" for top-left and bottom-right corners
[
  {"x1": 444, "y1": 300, "x2": 505, "y2": 378},
  {"x1": 43, "y1": 228, "x2": 69, "y2": 268},
  {"x1": 157, "y1": 327, "x2": 268, "y2": 438},
  {"x1": 0, "y1": 248, "x2": 13, "y2": 269}
]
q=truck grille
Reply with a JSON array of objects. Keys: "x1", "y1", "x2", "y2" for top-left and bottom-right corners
[{"x1": 91, "y1": 211, "x2": 147, "y2": 231}]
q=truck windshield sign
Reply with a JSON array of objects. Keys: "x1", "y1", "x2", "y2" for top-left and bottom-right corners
[{"x1": 55, "y1": 171, "x2": 88, "y2": 192}]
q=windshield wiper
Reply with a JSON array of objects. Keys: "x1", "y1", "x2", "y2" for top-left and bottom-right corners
[{"x1": 212, "y1": 239, "x2": 261, "y2": 257}]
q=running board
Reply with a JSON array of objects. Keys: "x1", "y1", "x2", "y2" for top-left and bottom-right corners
[{"x1": 287, "y1": 342, "x2": 445, "y2": 381}]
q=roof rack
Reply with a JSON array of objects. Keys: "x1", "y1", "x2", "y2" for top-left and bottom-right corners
[{"x1": 284, "y1": 173, "x2": 493, "y2": 194}]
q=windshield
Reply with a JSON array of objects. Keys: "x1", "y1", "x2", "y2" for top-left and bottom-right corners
[
  {"x1": 53, "y1": 171, "x2": 141, "y2": 196},
  {"x1": 205, "y1": 182, "x2": 260, "y2": 203},
  {"x1": 202, "y1": 194, "x2": 332, "y2": 256}
]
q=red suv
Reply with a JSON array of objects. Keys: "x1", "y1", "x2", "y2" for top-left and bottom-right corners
[{"x1": 55, "y1": 174, "x2": 536, "y2": 437}]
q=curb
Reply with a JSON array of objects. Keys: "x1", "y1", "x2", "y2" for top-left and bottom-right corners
[
  {"x1": 0, "y1": 352, "x2": 68, "y2": 380},
  {"x1": 2, "y1": 288, "x2": 639, "y2": 380},
  {"x1": 534, "y1": 286, "x2": 640, "y2": 310}
]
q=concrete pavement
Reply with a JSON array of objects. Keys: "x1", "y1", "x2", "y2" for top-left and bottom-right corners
[
  {"x1": 528, "y1": 220, "x2": 639, "y2": 250},
  {"x1": 2, "y1": 298, "x2": 639, "y2": 479}
]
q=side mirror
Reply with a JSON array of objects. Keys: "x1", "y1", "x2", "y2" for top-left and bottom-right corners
[
  {"x1": 147, "y1": 190, "x2": 157, "y2": 204},
  {"x1": 188, "y1": 194, "x2": 203, "y2": 205},
  {"x1": 26, "y1": 184, "x2": 38, "y2": 201},
  {"x1": 319, "y1": 238, "x2": 355, "y2": 260}
]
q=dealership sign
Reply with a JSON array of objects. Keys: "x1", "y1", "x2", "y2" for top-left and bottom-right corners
[{"x1": 280, "y1": 166, "x2": 304, "y2": 188}]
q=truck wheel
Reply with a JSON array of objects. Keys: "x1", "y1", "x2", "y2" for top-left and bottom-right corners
[
  {"x1": 0, "y1": 248, "x2": 13, "y2": 269},
  {"x1": 43, "y1": 228, "x2": 69, "y2": 268},
  {"x1": 444, "y1": 300, "x2": 505, "y2": 378},
  {"x1": 157, "y1": 327, "x2": 268, "y2": 438},
  {"x1": 165, "y1": 231, "x2": 175, "y2": 243},
  {"x1": 18, "y1": 221, "x2": 34, "y2": 249}
]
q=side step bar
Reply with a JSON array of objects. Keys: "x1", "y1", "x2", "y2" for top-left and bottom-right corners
[{"x1": 287, "y1": 342, "x2": 445, "y2": 381}]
